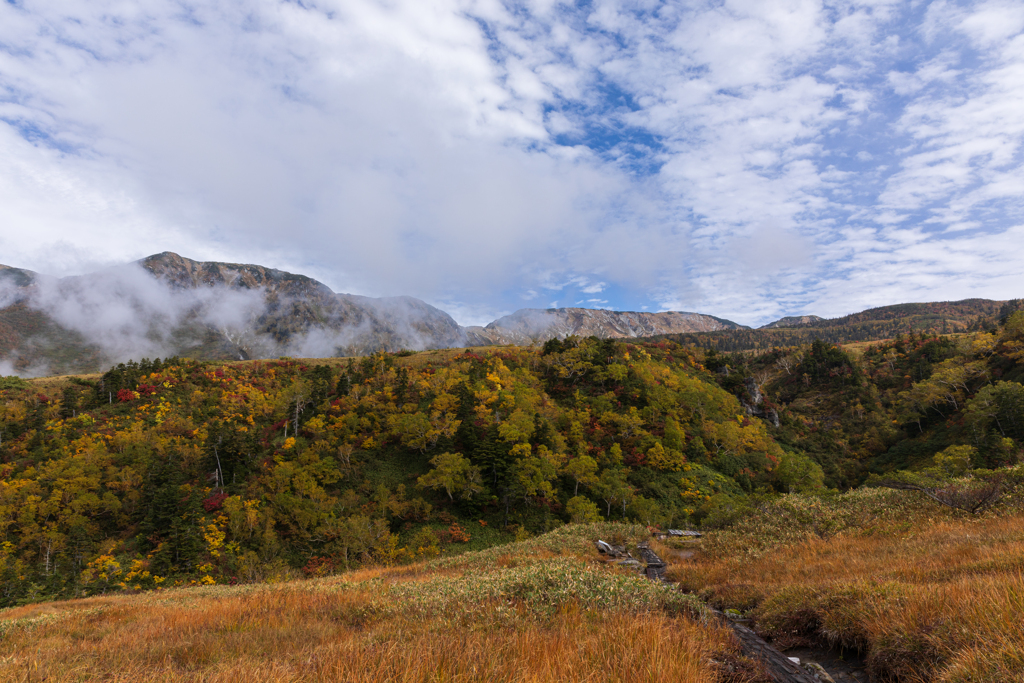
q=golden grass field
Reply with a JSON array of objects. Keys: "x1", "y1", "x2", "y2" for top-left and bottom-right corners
[
  {"x1": 0, "y1": 524, "x2": 752, "y2": 683},
  {"x1": 6, "y1": 494, "x2": 1024, "y2": 682}
]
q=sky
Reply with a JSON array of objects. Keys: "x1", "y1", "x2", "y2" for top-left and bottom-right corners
[{"x1": 1, "y1": 0, "x2": 1022, "y2": 328}]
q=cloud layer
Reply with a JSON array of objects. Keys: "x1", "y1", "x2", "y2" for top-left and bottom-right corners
[
  {"x1": 1, "y1": 0, "x2": 1022, "y2": 326},
  {"x1": 0, "y1": 259, "x2": 473, "y2": 376}
]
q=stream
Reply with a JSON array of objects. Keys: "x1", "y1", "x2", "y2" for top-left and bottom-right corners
[{"x1": 608, "y1": 539, "x2": 875, "y2": 683}]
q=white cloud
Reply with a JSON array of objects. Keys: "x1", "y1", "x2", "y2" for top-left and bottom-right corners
[
  {"x1": 958, "y1": 1, "x2": 1024, "y2": 47},
  {"x1": 0, "y1": 0, "x2": 1021, "y2": 330}
]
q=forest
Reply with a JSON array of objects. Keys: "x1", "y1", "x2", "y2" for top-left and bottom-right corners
[{"x1": 0, "y1": 309, "x2": 1022, "y2": 607}]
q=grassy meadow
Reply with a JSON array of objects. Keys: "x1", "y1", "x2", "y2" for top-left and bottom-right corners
[
  {"x1": 0, "y1": 523, "x2": 757, "y2": 683},
  {"x1": 5, "y1": 487, "x2": 1024, "y2": 682}
]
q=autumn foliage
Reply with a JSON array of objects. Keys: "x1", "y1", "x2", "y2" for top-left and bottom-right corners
[{"x1": 0, "y1": 341, "x2": 787, "y2": 603}]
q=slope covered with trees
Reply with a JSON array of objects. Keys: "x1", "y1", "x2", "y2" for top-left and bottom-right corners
[
  {"x1": 698, "y1": 310, "x2": 1024, "y2": 489},
  {"x1": 0, "y1": 339, "x2": 808, "y2": 605},
  {"x1": 1, "y1": 310, "x2": 1023, "y2": 607}
]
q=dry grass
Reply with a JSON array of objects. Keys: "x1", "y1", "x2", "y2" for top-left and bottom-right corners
[
  {"x1": 0, "y1": 530, "x2": 746, "y2": 683},
  {"x1": 670, "y1": 510, "x2": 1024, "y2": 682}
]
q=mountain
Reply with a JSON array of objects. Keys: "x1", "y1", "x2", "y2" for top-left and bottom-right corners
[
  {"x1": 656, "y1": 299, "x2": 1010, "y2": 353},
  {"x1": 759, "y1": 300, "x2": 1007, "y2": 332},
  {"x1": 465, "y1": 308, "x2": 745, "y2": 346},
  {"x1": 138, "y1": 252, "x2": 466, "y2": 356},
  {"x1": 1, "y1": 253, "x2": 1016, "y2": 377},
  {"x1": 760, "y1": 315, "x2": 823, "y2": 329},
  {"x1": 0, "y1": 253, "x2": 465, "y2": 375},
  {"x1": 793, "y1": 299, "x2": 1003, "y2": 333},
  {"x1": 0, "y1": 254, "x2": 749, "y2": 376}
]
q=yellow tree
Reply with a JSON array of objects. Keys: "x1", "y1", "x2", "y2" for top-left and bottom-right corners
[
  {"x1": 562, "y1": 454, "x2": 599, "y2": 495},
  {"x1": 417, "y1": 452, "x2": 484, "y2": 501}
]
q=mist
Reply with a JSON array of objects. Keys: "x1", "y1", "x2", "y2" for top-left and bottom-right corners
[{"x1": 0, "y1": 258, "x2": 469, "y2": 376}]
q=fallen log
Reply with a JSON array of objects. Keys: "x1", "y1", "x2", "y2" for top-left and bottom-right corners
[{"x1": 715, "y1": 612, "x2": 825, "y2": 683}]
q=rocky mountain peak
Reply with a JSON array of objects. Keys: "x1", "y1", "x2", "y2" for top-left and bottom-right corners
[
  {"x1": 760, "y1": 315, "x2": 824, "y2": 329},
  {"x1": 465, "y1": 307, "x2": 745, "y2": 346},
  {"x1": 139, "y1": 252, "x2": 330, "y2": 295}
]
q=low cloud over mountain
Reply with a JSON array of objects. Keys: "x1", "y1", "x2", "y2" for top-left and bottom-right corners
[{"x1": 0, "y1": 253, "x2": 742, "y2": 377}]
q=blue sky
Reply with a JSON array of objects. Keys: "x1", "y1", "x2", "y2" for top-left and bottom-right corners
[{"x1": 1, "y1": 0, "x2": 1022, "y2": 327}]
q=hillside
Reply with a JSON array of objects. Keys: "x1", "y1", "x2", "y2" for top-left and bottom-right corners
[
  {"x1": 0, "y1": 337, "x2": 801, "y2": 606},
  {"x1": 1, "y1": 312, "x2": 1022, "y2": 602},
  {"x1": 659, "y1": 298, "x2": 1016, "y2": 353}
]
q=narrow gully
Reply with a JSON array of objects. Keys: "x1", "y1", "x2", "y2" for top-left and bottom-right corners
[{"x1": 600, "y1": 539, "x2": 870, "y2": 683}]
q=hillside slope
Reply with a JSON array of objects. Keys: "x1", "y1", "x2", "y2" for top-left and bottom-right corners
[{"x1": 661, "y1": 298, "x2": 1014, "y2": 352}]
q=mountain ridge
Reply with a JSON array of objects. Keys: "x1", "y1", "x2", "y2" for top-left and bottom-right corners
[
  {"x1": 0, "y1": 253, "x2": 1016, "y2": 376},
  {"x1": 0, "y1": 253, "x2": 745, "y2": 375},
  {"x1": 464, "y1": 307, "x2": 745, "y2": 346},
  {"x1": 760, "y1": 315, "x2": 824, "y2": 329}
]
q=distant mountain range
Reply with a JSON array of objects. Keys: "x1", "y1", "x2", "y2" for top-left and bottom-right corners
[
  {"x1": 656, "y1": 299, "x2": 1016, "y2": 353},
  {"x1": 0, "y1": 253, "x2": 742, "y2": 376},
  {"x1": 465, "y1": 308, "x2": 744, "y2": 346},
  {"x1": 0, "y1": 253, "x2": 1016, "y2": 376}
]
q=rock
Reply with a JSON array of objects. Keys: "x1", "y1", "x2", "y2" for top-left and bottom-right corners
[
  {"x1": 802, "y1": 661, "x2": 837, "y2": 682},
  {"x1": 741, "y1": 376, "x2": 780, "y2": 427}
]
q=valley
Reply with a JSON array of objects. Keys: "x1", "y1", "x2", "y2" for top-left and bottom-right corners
[
  {"x1": 0, "y1": 306, "x2": 1023, "y2": 680},
  {"x1": 1, "y1": 254, "x2": 1022, "y2": 681}
]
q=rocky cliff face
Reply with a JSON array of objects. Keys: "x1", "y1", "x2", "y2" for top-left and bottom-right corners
[{"x1": 465, "y1": 307, "x2": 744, "y2": 345}]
